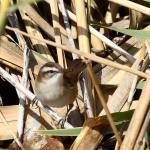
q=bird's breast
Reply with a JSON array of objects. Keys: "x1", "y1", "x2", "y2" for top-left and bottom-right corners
[{"x1": 35, "y1": 78, "x2": 78, "y2": 107}]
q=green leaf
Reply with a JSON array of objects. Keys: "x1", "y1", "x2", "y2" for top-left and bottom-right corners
[
  {"x1": 143, "y1": 0, "x2": 150, "y2": 2},
  {"x1": 99, "y1": 81, "x2": 145, "y2": 90},
  {"x1": 136, "y1": 81, "x2": 145, "y2": 89},
  {"x1": 35, "y1": 127, "x2": 82, "y2": 136},
  {"x1": 35, "y1": 110, "x2": 134, "y2": 136},
  {"x1": 31, "y1": 50, "x2": 50, "y2": 63},
  {"x1": 99, "y1": 110, "x2": 134, "y2": 121},
  {"x1": 0, "y1": 0, "x2": 10, "y2": 36},
  {"x1": 35, "y1": 121, "x2": 130, "y2": 136},
  {"x1": 108, "y1": 121, "x2": 130, "y2": 133},
  {"x1": 145, "y1": 131, "x2": 150, "y2": 146},
  {"x1": 91, "y1": 24, "x2": 150, "y2": 40},
  {"x1": 99, "y1": 84, "x2": 118, "y2": 89}
]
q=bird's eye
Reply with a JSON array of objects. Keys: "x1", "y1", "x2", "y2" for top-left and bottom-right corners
[
  {"x1": 49, "y1": 70, "x2": 57, "y2": 74},
  {"x1": 49, "y1": 70, "x2": 54, "y2": 73}
]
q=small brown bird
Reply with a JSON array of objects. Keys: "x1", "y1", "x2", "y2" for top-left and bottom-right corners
[{"x1": 35, "y1": 59, "x2": 88, "y2": 108}]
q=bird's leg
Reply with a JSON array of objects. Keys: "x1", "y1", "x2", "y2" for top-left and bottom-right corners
[{"x1": 58, "y1": 104, "x2": 73, "y2": 128}]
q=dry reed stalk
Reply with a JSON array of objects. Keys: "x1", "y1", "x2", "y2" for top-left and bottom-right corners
[
  {"x1": 71, "y1": 21, "x2": 77, "y2": 39},
  {"x1": 59, "y1": 0, "x2": 78, "y2": 59},
  {"x1": 105, "y1": 48, "x2": 142, "y2": 85},
  {"x1": 100, "y1": 45, "x2": 147, "y2": 116},
  {"x1": 131, "y1": 39, "x2": 150, "y2": 149},
  {"x1": 105, "y1": 2, "x2": 120, "y2": 24},
  {"x1": 7, "y1": 3, "x2": 24, "y2": 48},
  {"x1": 11, "y1": 70, "x2": 21, "y2": 97},
  {"x1": 0, "y1": 40, "x2": 47, "y2": 76},
  {"x1": 50, "y1": 0, "x2": 66, "y2": 67},
  {"x1": 18, "y1": 5, "x2": 54, "y2": 62},
  {"x1": 5, "y1": 66, "x2": 9, "y2": 73},
  {"x1": 58, "y1": 4, "x2": 135, "y2": 63},
  {"x1": 0, "y1": 59, "x2": 23, "y2": 73},
  {"x1": 114, "y1": 121, "x2": 126, "y2": 150},
  {"x1": 139, "y1": 138, "x2": 146, "y2": 150},
  {"x1": 115, "y1": 73, "x2": 142, "y2": 149},
  {"x1": 75, "y1": 1, "x2": 121, "y2": 142},
  {"x1": 87, "y1": 64, "x2": 122, "y2": 146},
  {"x1": 19, "y1": 2, "x2": 78, "y2": 48},
  {"x1": 91, "y1": 34, "x2": 105, "y2": 51},
  {"x1": 133, "y1": 106, "x2": 150, "y2": 150},
  {"x1": 75, "y1": 0, "x2": 94, "y2": 118},
  {"x1": 114, "y1": 46, "x2": 146, "y2": 150},
  {"x1": 75, "y1": 0, "x2": 90, "y2": 53},
  {"x1": 93, "y1": 23, "x2": 150, "y2": 76},
  {"x1": 125, "y1": 70, "x2": 141, "y2": 110},
  {"x1": 7, "y1": 3, "x2": 29, "y2": 140},
  {"x1": 5, "y1": 26, "x2": 148, "y2": 79},
  {"x1": 145, "y1": 38, "x2": 150, "y2": 51},
  {"x1": 0, "y1": 111, "x2": 25, "y2": 150},
  {"x1": 70, "y1": 118, "x2": 110, "y2": 150},
  {"x1": 108, "y1": 0, "x2": 150, "y2": 16},
  {"x1": 0, "y1": 105, "x2": 19, "y2": 140},
  {"x1": 17, "y1": 44, "x2": 29, "y2": 140},
  {"x1": 120, "y1": 73, "x2": 150, "y2": 150}
]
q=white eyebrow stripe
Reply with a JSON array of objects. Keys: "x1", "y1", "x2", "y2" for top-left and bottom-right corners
[{"x1": 42, "y1": 67, "x2": 59, "y2": 72}]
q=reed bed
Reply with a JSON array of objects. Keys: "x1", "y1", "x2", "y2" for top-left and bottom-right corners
[{"x1": 0, "y1": 0, "x2": 150, "y2": 149}]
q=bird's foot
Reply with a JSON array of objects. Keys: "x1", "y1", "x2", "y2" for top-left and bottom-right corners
[
  {"x1": 32, "y1": 96, "x2": 39, "y2": 108},
  {"x1": 57, "y1": 115, "x2": 67, "y2": 129},
  {"x1": 57, "y1": 104, "x2": 73, "y2": 128}
]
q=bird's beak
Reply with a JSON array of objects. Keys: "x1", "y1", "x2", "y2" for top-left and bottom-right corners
[{"x1": 59, "y1": 69, "x2": 69, "y2": 74}]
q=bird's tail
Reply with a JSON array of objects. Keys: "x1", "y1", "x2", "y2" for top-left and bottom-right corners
[
  {"x1": 68, "y1": 59, "x2": 90, "y2": 74},
  {"x1": 63, "y1": 59, "x2": 90, "y2": 86}
]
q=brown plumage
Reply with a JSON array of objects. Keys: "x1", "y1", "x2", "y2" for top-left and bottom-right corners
[{"x1": 35, "y1": 59, "x2": 88, "y2": 107}]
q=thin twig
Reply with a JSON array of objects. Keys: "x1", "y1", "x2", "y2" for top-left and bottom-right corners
[
  {"x1": 114, "y1": 121, "x2": 126, "y2": 150},
  {"x1": 87, "y1": 64, "x2": 122, "y2": 146},
  {"x1": 87, "y1": 0, "x2": 91, "y2": 47},
  {"x1": 5, "y1": 26, "x2": 148, "y2": 79},
  {"x1": 0, "y1": 110, "x2": 25, "y2": 150},
  {"x1": 59, "y1": 0, "x2": 78, "y2": 59}
]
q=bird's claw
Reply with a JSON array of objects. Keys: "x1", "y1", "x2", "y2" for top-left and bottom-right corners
[
  {"x1": 32, "y1": 96, "x2": 39, "y2": 108},
  {"x1": 57, "y1": 115, "x2": 67, "y2": 129},
  {"x1": 57, "y1": 104, "x2": 73, "y2": 128}
]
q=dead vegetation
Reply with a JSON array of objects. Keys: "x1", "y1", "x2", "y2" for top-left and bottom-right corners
[{"x1": 0, "y1": 0, "x2": 150, "y2": 149}]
